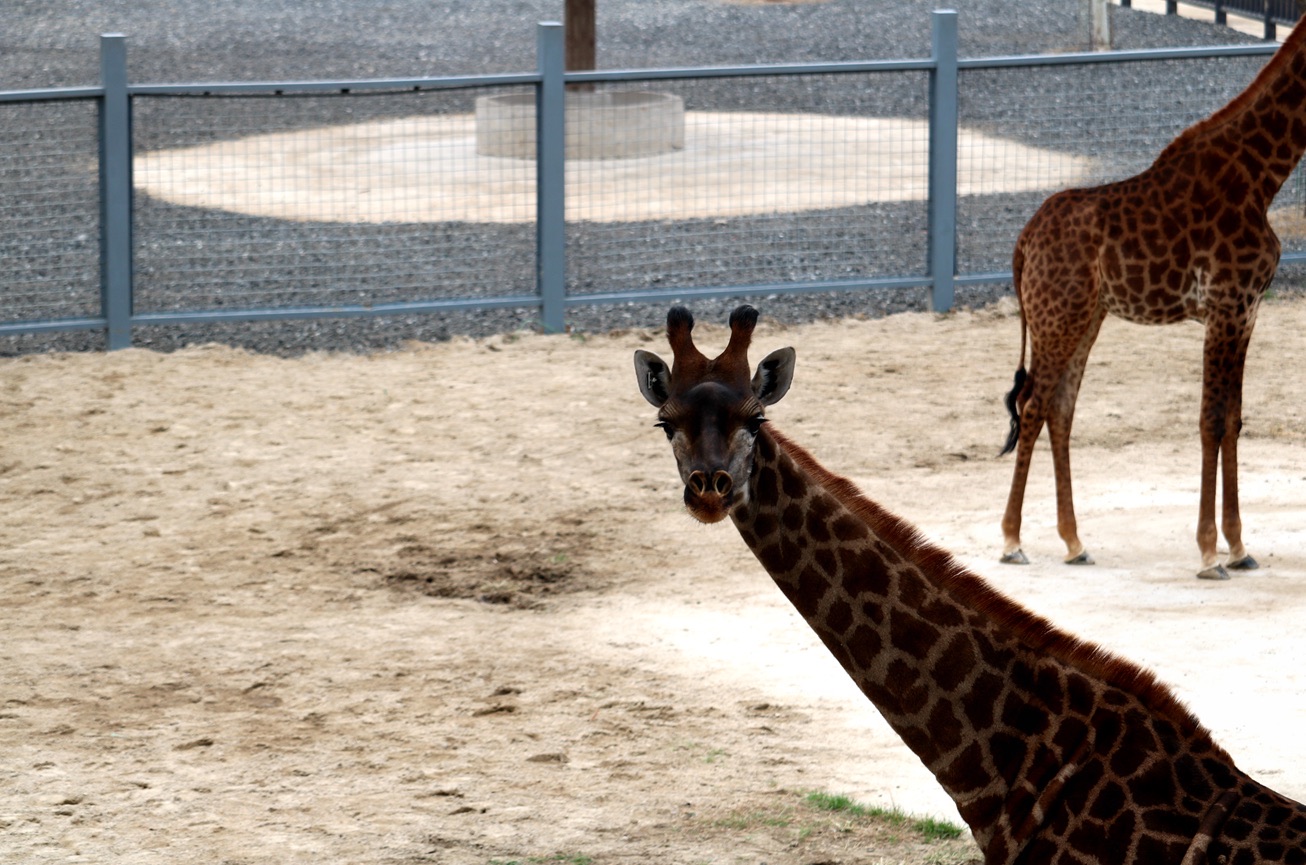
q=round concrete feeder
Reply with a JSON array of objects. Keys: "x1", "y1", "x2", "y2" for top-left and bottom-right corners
[{"x1": 475, "y1": 90, "x2": 685, "y2": 160}]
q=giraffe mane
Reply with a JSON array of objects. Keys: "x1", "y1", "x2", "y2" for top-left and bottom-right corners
[
  {"x1": 764, "y1": 424, "x2": 1229, "y2": 756},
  {"x1": 1156, "y1": 19, "x2": 1306, "y2": 162}
]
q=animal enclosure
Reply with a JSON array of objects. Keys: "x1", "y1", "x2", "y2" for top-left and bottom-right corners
[{"x1": 4, "y1": 300, "x2": 1306, "y2": 863}]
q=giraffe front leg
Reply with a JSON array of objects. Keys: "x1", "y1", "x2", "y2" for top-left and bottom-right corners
[
  {"x1": 1194, "y1": 441, "x2": 1226, "y2": 581},
  {"x1": 1220, "y1": 378, "x2": 1257, "y2": 572},
  {"x1": 1047, "y1": 389, "x2": 1092, "y2": 566},
  {"x1": 1195, "y1": 319, "x2": 1255, "y2": 580},
  {"x1": 1196, "y1": 386, "x2": 1226, "y2": 580}
]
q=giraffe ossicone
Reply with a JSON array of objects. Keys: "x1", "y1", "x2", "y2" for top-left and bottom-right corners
[
  {"x1": 1000, "y1": 15, "x2": 1306, "y2": 579},
  {"x1": 637, "y1": 304, "x2": 1306, "y2": 863}
]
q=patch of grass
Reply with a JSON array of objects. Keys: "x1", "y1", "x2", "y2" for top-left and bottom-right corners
[
  {"x1": 673, "y1": 740, "x2": 729, "y2": 764},
  {"x1": 490, "y1": 855, "x2": 593, "y2": 865},
  {"x1": 803, "y1": 791, "x2": 964, "y2": 842},
  {"x1": 714, "y1": 809, "x2": 794, "y2": 830},
  {"x1": 690, "y1": 790, "x2": 979, "y2": 865}
]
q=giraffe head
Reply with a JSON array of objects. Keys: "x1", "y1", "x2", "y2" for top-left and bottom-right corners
[{"x1": 634, "y1": 305, "x2": 795, "y2": 523}]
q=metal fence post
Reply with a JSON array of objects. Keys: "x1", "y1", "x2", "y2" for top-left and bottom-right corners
[
  {"x1": 99, "y1": 34, "x2": 133, "y2": 349},
  {"x1": 927, "y1": 10, "x2": 958, "y2": 313},
  {"x1": 536, "y1": 22, "x2": 567, "y2": 333}
]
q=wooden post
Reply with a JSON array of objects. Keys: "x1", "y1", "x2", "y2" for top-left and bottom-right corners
[
  {"x1": 1088, "y1": 0, "x2": 1111, "y2": 50},
  {"x1": 565, "y1": 0, "x2": 596, "y2": 91}
]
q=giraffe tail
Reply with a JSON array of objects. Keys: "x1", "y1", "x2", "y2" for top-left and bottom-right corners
[
  {"x1": 1000, "y1": 366, "x2": 1027, "y2": 456},
  {"x1": 1000, "y1": 244, "x2": 1030, "y2": 457}
]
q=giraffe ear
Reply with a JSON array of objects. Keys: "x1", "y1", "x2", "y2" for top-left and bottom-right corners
[
  {"x1": 634, "y1": 350, "x2": 673, "y2": 407},
  {"x1": 752, "y1": 347, "x2": 795, "y2": 406}
]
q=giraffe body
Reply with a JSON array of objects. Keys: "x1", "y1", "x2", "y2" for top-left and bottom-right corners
[
  {"x1": 1001, "y1": 18, "x2": 1306, "y2": 578},
  {"x1": 636, "y1": 305, "x2": 1306, "y2": 864}
]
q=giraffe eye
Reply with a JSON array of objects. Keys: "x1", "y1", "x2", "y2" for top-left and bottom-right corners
[
  {"x1": 654, "y1": 421, "x2": 675, "y2": 441},
  {"x1": 747, "y1": 415, "x2": 768, "y2": 436}
]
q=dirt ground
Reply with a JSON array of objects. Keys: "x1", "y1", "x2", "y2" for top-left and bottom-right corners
[{"x1": 5, "y1": 295, "x2": 1306, "y2": 865}]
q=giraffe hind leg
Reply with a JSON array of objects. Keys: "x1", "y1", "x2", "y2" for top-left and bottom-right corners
[
  {"x1": 1000, "y1": 386, "x2": 1045, "y2": 565},
  {"x1": 1045, "y1": 308, "x2": 1106, "y2": 566},
  {"x1": 999, "y1": 368, "x2": 1032, "y2": 564}
]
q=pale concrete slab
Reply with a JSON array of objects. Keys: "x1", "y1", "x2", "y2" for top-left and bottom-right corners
[{"x1": 133, "y1": 111, "x2": 1094, "y2": 224}]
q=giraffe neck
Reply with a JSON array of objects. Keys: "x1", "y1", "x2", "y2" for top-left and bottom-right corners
[
  {"x1": 730, "y1": 426, "x2": 1236, "y2": 862},
  {"x1": 1157, "y1": 19, "x2": 1306, "y2": 208}
]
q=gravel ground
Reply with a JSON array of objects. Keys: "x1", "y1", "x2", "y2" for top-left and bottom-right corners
[{"x1": 4, "y1": 0, "x2": 1302, "y2": 355}]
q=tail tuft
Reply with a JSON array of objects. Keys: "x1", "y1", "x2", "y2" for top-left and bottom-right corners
[{"x1": 999, "y1": 367, "x2": 1028, "y2": 457}]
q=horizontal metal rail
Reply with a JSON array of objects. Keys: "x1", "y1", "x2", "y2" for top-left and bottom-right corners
[
  {"x1": 0, "y1": 86, "x2": 103, "y2": 103},
  {"x1": 128, "y1": 72, "x2": 540, "y2": 96},
  {"x1": 0, "y1": 317, "x2": 109, "y2": 336},
  {"x1": 118, "y1": 42, "x2": 1283, "y2": 97},
  {"x1": 957, "y1": 42, "x2": 1278, "y2": 70},
  {"x1": 571, "y1": 275, "x2": 935, "y2": 307}
]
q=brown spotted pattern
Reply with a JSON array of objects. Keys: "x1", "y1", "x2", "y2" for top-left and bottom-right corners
[
  {"x1": 1000, "y1": 19, "x2": 1306, "y2": 576},
  {"x1": 731, "y1": 424, "x2": 1306, "y2": 864}
]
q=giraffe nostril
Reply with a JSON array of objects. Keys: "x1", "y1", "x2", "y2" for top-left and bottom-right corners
[
  {"x1": 712, "y1": 471, "x2": 733, "y2": 496},
  {"x1": 688, "y1": 471, "x2": 708, "y2": 495}
]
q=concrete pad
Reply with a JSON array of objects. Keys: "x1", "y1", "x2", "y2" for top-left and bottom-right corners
[
  {"x1": 133, "y1": 111, "x2": 1093, "y2": 224},
  {"x1": 476, "y1": 91, "x2": 685, "y2": 159}
]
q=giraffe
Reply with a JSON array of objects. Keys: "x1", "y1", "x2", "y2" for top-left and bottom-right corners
[
  {"x1": 635, "y1": 304, "x2": 1306, "y2": 864},
  {"x1": 1000, "y1": 17, "x2": 1306, "y2": 580}
]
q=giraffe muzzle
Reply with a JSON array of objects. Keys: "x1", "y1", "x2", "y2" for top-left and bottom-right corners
[{"x1": 683, "y1": 469, "x2": 736, "y2": 523}]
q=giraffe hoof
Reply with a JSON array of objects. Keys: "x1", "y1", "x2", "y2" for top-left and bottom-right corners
[
  {"x1": 1064, "y1": 551, "x2": 1094, "y2": 565},
  {"x1": 1000, "y1": 550, "x2": 1030, "y2": 565},
  {"x1": 1197, "y1": 564, "x2": 1231, "y2": 581},
  {"x1": 1227, "y1": 555, "x2": 1259, "y2": 571}
]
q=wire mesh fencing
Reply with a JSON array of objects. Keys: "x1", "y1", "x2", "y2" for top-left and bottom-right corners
[
  {"x1": 0, "y1": 98, "x2": 101, "y2": 322},
  {"x1": 3, "y1": 16, "x2": 1302, "y2": 348},
  {"x1": 564, "y1": 73, "x2": 931, "y2": 298},
  {"x1": 130, "y1": 86, "x2": 538, "y2": 316}
]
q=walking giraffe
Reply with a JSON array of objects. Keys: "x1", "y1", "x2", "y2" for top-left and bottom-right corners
[
  {"x1": 635, "y1": 304, "x2": 1306, "y2": 863},
  {"x1": 1000, "y1": 17, "x2": 1306, "y2": 580}
]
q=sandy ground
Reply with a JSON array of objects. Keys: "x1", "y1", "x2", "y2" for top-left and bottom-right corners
[{"x1": 5, "y1": 296, "x2": 1306, "y2": 864}]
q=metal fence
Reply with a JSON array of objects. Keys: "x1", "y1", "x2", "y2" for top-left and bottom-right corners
[
  {"x1": 0, "y1": 11, "x2": 1300, "y2": 349},
  {"x1": 1136, "y1": 0, "x2": 1301, "y2": 36}
]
